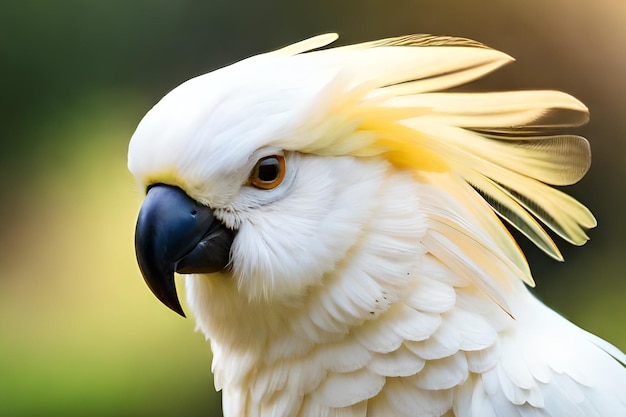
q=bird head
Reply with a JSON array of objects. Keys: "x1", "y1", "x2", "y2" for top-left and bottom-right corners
[{"x1": 129, "y1": 34, "x2": 594, "y2": 320}]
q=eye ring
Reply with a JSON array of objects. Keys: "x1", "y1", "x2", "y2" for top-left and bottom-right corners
[{"x1": 249, "y1": 154, "x2": 286, "y2": 190}]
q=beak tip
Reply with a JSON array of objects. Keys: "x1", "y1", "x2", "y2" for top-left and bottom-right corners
[
  {"x1": 170, "y1": 304, "x2": 187, "y2": 318},
  {"x1": 154, "y1": 286, "x2": 186, "y2": 318},
  {"x1": 138, "y1": 262, "x2": 188, "y2": 319},
  {"x1": 164, "y1": 291, "x2": 187, "y2": 318}
]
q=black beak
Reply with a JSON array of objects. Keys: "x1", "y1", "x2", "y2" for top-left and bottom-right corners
[{"x1": 134, "y1": 184, "x2": 235, "y2": 317}]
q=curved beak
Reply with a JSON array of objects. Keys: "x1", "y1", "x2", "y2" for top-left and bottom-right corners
[{"x1": 134, "y1": 184, "x2": 235, "y2": 317}]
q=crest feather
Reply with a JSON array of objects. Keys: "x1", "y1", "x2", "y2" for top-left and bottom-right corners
[
  {"x1": 280, "y1": 34, "x2": 595, "y2": 265},
  {"x1": 347, "y1": 34, "x2": 492, "y2": 50},
  {"x1": 273, "y1": 33, "x2": 339, "y2": 56}
]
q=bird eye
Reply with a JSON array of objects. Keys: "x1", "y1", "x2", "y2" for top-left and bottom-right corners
[{"x1": 249, "y1": 155, "x2": 286, "y2": 189}]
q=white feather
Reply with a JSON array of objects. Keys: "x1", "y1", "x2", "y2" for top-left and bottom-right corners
[
  {"x1": 298, "y1": 398, "x2": 368, "y2": 417},
  {"x1": 128, "y1": 33, "x2": 625, "y2": 417},
  {"x1": 409, "y1": 353, "x2": 469, "y2": 390},
  {"x1": 311, "y1": 368, "x2": 385, "y2": 408},
  {"x1": 385, "y1": 378, "x2": 454, "y2": 417},
  {"x1": 469, "y1": 377, "x2": 498, "y2": 417},
  {"x1": 466, "y1": 343, "x2": 500, "y2": 374},
  {"x1": 315, "y1": 337, "x2": 373, "y2": 374},
  {"x1": 353, "y1": 312, "x2": 407, "y2": 354},
  {"x1": 404, "y1": 318, "x2": 463, "y2": 360},
  {"x1": 405, "y1": 275, "x2": 457, "y2": 313},
  {"x1": 367, "y1": 345, "x2": 426, "y2": 377}
]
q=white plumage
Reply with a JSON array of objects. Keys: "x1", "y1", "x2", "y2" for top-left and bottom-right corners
[{"x1": 128, "y1": 34, "x2": 626, "y2": 416}]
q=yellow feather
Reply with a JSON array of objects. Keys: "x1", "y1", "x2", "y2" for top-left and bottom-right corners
[
  {"x1": 382, "y1": 91, "x2": 588, "y2": 127},
  {"x1": 273, "y1": 33, "x2": 339, "y2": 56},
  {"x1": 360, "y1": 119, "x2": 449, "y2": 173},
  {"x1": 423, "y1": 228, "x2": 513, "y2": 316},
  {"x1": 422, "y1": 173, "x2": 535, "y2": 286},
  {"x1": 392, "y1": 119, "x2": 595, "y2": 252},
  {"x1": 462, "y1": 170, "x2": 563, "y2": 261},
  {"x1": 458, "y1": 134, "x2": 591, "y2": 186},
  {"x1": 279, "y1": 34, "x2": 595, "y2": 266},
  {"x1": 343, "y1": 34, "x2": 492, "y2": 50}
]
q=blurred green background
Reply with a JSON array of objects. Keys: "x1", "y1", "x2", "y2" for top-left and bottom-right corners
[{"x1": 1, "y1": 0, "x2": 624, "y2": 416}]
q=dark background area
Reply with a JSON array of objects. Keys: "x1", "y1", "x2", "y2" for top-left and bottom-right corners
[{"x1": 1, "y1": 1, "x2": 624, "y2": 416}]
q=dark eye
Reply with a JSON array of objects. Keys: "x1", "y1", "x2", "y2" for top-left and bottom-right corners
[{"x1": 249, "y1": 155, "x2": 286, "y2": 189}]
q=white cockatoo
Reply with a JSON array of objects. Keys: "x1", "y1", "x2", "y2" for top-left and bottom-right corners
[{"x1": 129, "y1": 34, "x2": 626, "y2": 417}]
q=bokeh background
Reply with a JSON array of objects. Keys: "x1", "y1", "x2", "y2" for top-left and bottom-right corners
[{"x1": 1, "y1": 0, "x2": 624, "y2": 416}]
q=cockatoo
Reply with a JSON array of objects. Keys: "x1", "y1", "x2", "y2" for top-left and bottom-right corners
[{"x1": 128, "y1": 34, "x2": 626, "y2": 417}]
